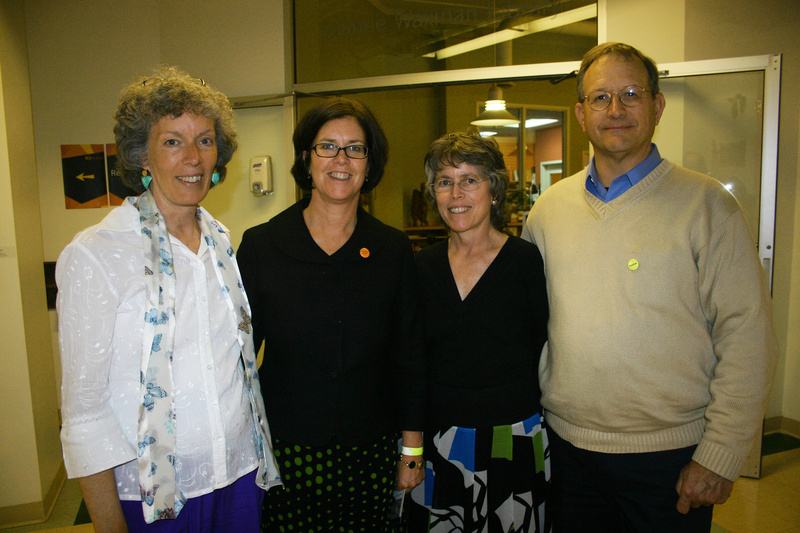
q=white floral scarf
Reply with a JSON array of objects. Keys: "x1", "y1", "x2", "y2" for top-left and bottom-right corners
[{"x1": 134, "y1": 190, "x2": 280, "y2": 523}]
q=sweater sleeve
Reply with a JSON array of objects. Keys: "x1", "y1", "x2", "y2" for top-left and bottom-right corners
[{"x1": 692, "y1": 207, "x2": 778, "y2": 481}]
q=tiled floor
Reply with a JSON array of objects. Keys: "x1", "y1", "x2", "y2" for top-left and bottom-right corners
[
  {"x1": 3, "y1": 439, "x2": 799, "y2": 532},
  {"x1": 711, "y1": 446, "x2": 800, "y2": 533}
]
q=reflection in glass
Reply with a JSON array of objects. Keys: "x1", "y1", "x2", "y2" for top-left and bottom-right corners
[
  {"x1": 659, "y1": 71, "x2": 764, "y2": 243},
  {"x1": 477, "y1": 107, "x2": 564, "y2": 228},
  {"x1": 294, "y1": 0, "x2": 597, "y2": 84}
]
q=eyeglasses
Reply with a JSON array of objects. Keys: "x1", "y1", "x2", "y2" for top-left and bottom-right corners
[
  {"x1": 312, "y1": 143, "x2": 368, "y2": 159},
  {"x1": 431, "y1": 176, "x2": 490, "y2": 193},
  {"x1": 582, "y1": 85, "x2": 649, "y2": 111}
]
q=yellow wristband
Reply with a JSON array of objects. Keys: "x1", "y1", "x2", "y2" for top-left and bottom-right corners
[{"x1": 401, "y1": 446, "x2": 423, "y2": 456}]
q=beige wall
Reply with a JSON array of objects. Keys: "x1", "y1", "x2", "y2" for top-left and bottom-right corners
[
  {"x1": 0, "y1": 19, "x2": 42, "y2": 511},
  {"x1": 0, "y1": 0, "x2": 63, "y2": 522}
]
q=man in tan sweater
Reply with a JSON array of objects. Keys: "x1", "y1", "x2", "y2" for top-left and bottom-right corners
[{"x1": 522, "y1": 42, "x2": 777, "y2": 532}]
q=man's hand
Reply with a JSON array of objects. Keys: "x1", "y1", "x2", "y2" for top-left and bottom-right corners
[{"x1": 675, "y1": 460, "x2": 734, "y2": 514}]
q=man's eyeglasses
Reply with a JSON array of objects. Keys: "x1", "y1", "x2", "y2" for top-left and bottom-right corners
[
  {"x1": 582, "y1": 85, "x2": 649, "y2": 111},
  {"x1": 431, "y1": 176, "x2": 489, "y2": 193},
  {"x1": 312, "y1": 143, "x2": 368, "y2": 159}
]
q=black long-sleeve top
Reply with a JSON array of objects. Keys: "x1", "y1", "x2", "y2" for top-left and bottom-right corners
[
  {"x1": 237, "y1": 199, "x2": 425, "y2": 447},
  {"x1": 415, "y1": 236, "x2": 549, "y2": 430}
]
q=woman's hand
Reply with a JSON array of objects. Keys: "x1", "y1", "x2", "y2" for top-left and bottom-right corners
[
  {"x1": 396, "y1": 454, "x2": 425, "y2": 492},
  {"x1": 395, "y1": 430, "x2": 425, "y2": 492}
]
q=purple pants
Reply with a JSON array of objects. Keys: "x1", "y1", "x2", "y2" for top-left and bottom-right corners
[{"x1": 120, "y1": 470, "x2": 263, "y2": 533}]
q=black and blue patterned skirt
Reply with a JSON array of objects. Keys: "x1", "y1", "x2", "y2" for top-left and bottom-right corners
[{"x1": 406, "y1": 413, "x2": 550, "y2": 533}]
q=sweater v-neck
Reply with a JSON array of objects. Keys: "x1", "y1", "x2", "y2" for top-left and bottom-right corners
[{"x1": 583, "y1": 160, "x2": 675, "y2": 220}]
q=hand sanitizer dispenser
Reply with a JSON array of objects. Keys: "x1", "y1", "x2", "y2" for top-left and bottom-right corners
[{"x1": 250, "y1": 156, "x2": 272, "y2": 196}]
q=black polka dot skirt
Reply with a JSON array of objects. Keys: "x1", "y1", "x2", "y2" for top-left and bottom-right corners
[{"x1": 262, "y1": 433, "x2": 398, "y2": 532}]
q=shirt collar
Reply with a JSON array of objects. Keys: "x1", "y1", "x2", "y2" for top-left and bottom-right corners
[
  {"x1": 269, "y1": 198, "x2": 388, "y2": 263},
  {"x1": 585, "y1": 144, "x2": 662, "y2": 202}
]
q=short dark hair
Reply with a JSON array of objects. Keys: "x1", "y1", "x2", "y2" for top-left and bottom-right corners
[
  {"x1": 576, "y1": 42, "x2": 660, "y2": 102},
  {"x1": 423, "y1": 130, "x2": 509, "y2": 230},
  {"x1": 113, "y1": 66, "x2": 237, "y2": 193},
  {"x1": 291, "y1": 97, "x2": 388, "y2": 193}
]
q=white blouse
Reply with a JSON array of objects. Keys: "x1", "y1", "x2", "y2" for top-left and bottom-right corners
[{"x1": 57, "y1": 202, "x2": 259, "y2": 500}]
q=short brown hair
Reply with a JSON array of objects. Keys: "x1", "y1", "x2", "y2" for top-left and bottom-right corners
[
  {"x1": 423, "y1": 130, "x2": 508, "y2": 230},
  {"x1": 291, "y1": 97, "x2": 388, "y2": 193}
]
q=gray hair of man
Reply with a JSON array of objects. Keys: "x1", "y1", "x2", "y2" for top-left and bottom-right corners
[{"x1": 576, "y1": 42, "x2": 661, "y2": 102}]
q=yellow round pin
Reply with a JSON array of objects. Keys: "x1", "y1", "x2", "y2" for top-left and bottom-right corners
[{"x1": 628, "y1": 258, "x2": 639, "y2": 271}]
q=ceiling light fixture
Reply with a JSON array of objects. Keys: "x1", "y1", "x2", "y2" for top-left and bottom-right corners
[
  {"x1": 424, "y1": 4, "x2": 596, "y2": 61},
  {"x1": 471, "y1": 84, "x2": 520, "y2": 127},
  {"x1": 507, "y1": 118, "x2": 559, "y2": 129}
]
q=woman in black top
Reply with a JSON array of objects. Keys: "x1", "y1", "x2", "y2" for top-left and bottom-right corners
[
  {"x1": 237, "y1": 97, "x2": 425, "y2": 531},
  {"x1": 407, "y1": 131, "x2": 550, "y2": 532}
]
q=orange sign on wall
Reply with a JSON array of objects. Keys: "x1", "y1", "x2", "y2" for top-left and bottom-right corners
[
  {"x1": 61, "y1": 144, "x2": 108, "y2": 209},
  {"x1": 61, "y1": 144, "x2": 139, "y2": 209}
]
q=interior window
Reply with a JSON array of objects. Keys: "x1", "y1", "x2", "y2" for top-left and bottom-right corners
[{"x1": 294, "y1": 0, "x2": 597, "y2": 84}]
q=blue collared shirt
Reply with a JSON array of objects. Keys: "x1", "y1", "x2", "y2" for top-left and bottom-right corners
[{"x1": 585, "y1": 144, "x2": 663, "y2": 202}]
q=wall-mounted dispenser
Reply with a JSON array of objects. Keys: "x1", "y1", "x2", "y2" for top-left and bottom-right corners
[{"x1": 250, "y1": 156, "x2": 273, "y2": 196}]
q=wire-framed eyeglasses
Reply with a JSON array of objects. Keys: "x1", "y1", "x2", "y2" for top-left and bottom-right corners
[
  {"x1": 311, "y1": 143, "x2": 368, "y2": 159},
  {"x1": 582, "y1": 85, "x2": 649, "y2": 111},
  {"x1": 431, "y1": 176, "x2": 490, "y2": 193}
]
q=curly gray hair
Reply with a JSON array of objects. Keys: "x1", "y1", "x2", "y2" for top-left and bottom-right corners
[{"x1": 113, "y1": 66, "x2": 237, "y2": 193}]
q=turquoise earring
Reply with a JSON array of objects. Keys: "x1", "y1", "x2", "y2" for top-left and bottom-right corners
[
  {"x1": 141, "y1": 170, "x2": 152, "y2": 190},
  {"x1": 211, "y1": 170, "x2": 220, "y2": 186}
]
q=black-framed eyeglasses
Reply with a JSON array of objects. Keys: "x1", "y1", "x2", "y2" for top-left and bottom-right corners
[
  {"x1": 312, "y1": 143, "x2": 368, "y2": 159},
  {"x1": 582, "y1": 85, "x2": 649, "y2": 111},
  {"x1": 430, "y1": 176, "x2": 490, "y2": 193}
]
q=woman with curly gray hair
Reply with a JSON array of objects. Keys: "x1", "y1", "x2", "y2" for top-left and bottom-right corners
[
  {"x1": 113, "y1": 66, "x2": 239, "y2": 193},
  {"x1": 56, "y1": 66, "x2": 280, "y2": 532},
  {"x1": 407, "y1": 130, "x2": 551, "y2": 532}
]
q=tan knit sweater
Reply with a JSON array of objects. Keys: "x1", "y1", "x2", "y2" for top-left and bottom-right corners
[{"x1": 523, "y1": 160, "x2": 778, "y2": 481}]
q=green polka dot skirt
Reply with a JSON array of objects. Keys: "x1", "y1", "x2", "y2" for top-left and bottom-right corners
[{"x1": 262, "y1": 433, "x2": 398, "y2": 532}]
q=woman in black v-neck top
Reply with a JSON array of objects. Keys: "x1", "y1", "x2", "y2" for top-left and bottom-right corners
[{"x1": 406, "y1": 131, "x2": 550, "y2": 533}]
